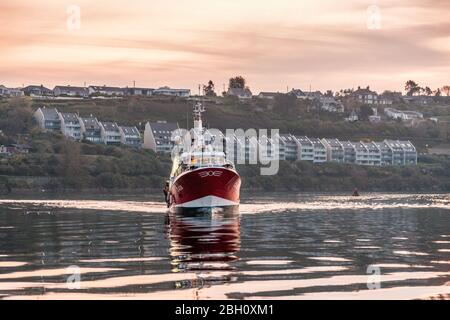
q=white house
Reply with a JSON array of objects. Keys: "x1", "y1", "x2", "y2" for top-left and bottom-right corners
[
  {"x1": 54, "y1": 85, "x2": 88, "y2": 97},
  {"x1": 341, "y1": 141, "x2": 356, "y2": 164},
  {"x1": 124, "y1": 87, "x2": 154, "y2": 96},
  {"x1": 88, "y1": 86, "x2": 124, "y2": 97},
  {"x1": 321, "y1": 138, "x2": 344, "y2": 163},
  {"x1": 0, "y1": 85, "x2": 24, "y2": 97},
  {"x1": 351, "y1": 142, "x2": 381, "y2": 166},
  {"x1": 279, "y1": 134, "x2": 299, "y2": 161},
  {"x1": 384, "y1": 140, "x2": 417, "y2": 165},
  {"x1": 33, "y1": 107, "x2": 61, "y2": 132},
  {"x1": 153, "y1": 87, "x2": 190, "y2": 97},
  {"x1": 373, "y1": 141, "x2": 393, "y2": 165},
  {"x1": 362, "y1": 142, "x2": 382, "y2": 166},
  {"x1": 143, "y1": 121, "x2": 179, "y2": 153},
  {"x1": 258, "y1": 134, "x2": 281, "y2": 162},
  {"x1": 99, "y1": 122, "x2": 121, "y2": 145},
  {"x1": 227, "y1": 87, "x2": 253, "y2": 99},
  {"x1": 309, "y1": 137, "x2": 327, "y2": 163},
  {"x1": 351, "y1": 86, "x2": 379, "y2": 104},
  {"x1": 59, "y1": 112, "x2": 81, "y2": 140},
  {"x1": 79, "y1": 116, "x2": 102, "y2": 143},
  {"x1": 295, "y1": 136, "x2": 315, "y2": 162},
  {"x1": 258, "y1": 92, "x2": 279, "y2": 99},
  {"x1": 346, "y1": 111, "x2": 359, "y2": 122},
  {"x1": 320, "y1": 97, "x2": 344, "y2": 113},
  {"x1": 119, "y1": 126, "x2": 141, "y2": 147},
  {"x1": 0, "y1": 85, "x2": 8, "y2": 96},
  {"x1": 23, "y1": 85, "x2": 53, "y2": 97},
  {"x1": 384, "y1": 108, "x2": 423, "y2": 121},
  {"x1": 290, "y1": 89, "x2": 306, "y2": 99}
]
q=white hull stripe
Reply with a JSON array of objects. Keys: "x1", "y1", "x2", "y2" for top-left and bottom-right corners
[{"x1": 175, "y1": 195, "x2": 239, "y2": 208}]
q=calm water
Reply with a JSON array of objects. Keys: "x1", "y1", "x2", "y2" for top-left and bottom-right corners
[{"x1": 0, "y1": 193, "x2": 449, "y2": 300}]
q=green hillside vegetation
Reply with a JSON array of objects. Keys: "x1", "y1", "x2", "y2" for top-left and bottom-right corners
[
  {"x1": 1, "y1": 96, "x2": 449, "y2": 194},
  {"x1": 3, "y1": 95, "x2": 447, "y2": 150}
]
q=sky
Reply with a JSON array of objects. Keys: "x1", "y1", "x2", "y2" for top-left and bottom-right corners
[{"x1": 0, "y1": 0, "x2": 449, "y2": 94}]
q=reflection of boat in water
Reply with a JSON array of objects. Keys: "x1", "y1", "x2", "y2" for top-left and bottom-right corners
[
  {"x1": 166, "y1": 209, "x2": 240, "y2": 288},
  {"x1": 167, "y1": 102, "x2": 241, "y2": 211}
]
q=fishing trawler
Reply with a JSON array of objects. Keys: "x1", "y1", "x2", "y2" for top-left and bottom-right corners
[{"x1": 166, "y1": 102, "x2": 241, "y2": 211}]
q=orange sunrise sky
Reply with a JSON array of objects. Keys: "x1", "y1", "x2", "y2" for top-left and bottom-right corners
[{"x1": 0, "y1": 0, "x2": 449, "y2": 93}]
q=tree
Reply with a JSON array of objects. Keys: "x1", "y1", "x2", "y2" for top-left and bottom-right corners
[
  {"x1": 203, "y1": 80, "x2": 216, "y2": 97},
  {"x1": 274, "y1": 93, "x2": 297, "y2": 114},
  {"x1": 435, "y1": 88, "x2": 442, "y2": 97},
  {"x1": 424, "y1": 86, "x2": 432, "y2": 96},
  {"x1": 442, "y1": 85, "x2": 450, "y2": 96},
  {"x1": 405, "y1": 80, "x2": 420, "y2": 96},
  {"x1": 0, "y1": 97, "x2": 34, "y2": 135},
  {"x1": 58, "y1": 140, "x2": 86, "y2": 189},
  {"x1": 228, "y1": 76, "x2": 246, "y2": 89},
  {"x1": 360, "y1": 105, "x2": 374, "y2": 121}
]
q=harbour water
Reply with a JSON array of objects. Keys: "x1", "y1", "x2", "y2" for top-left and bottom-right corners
[{"x1": 0, "y1": 193, "x2": 449, "y2": 300}]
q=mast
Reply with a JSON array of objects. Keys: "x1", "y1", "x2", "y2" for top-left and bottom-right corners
[
  {"x1": 192, "y1": 101, "x2": 206, "y2": 150},
  {"x1": 193, "y1": 101, "x2": 205, "y2": 132}
]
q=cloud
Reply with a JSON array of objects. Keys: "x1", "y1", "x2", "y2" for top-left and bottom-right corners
[{"x1": 0, "y1": 0, "x2": 449, "y2": 92}]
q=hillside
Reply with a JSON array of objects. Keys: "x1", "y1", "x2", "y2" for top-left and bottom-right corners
[
  {"x1": 1, "y1": 96, "x2": 450, "y2": 194},
  {"x1": 11, "y1": 95, "x2": 449, "y2": 151}
]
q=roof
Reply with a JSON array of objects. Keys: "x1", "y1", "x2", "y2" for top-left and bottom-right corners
[
  {"x1": 227, "y1": 87, "x2": 252, "y2": 97},
  {"x1": 80, "y1": 117, "x2": 100, "y2": 129},
  {"x1": 362, "y1": 142, "x2": 380, "y2": 152},
  {"x1": 341, "y1": 141, "x2": 355, "y2": 149},
  {"x1": 385, "y1": 140, "x2": 415, "y2": 151},
  {"x1": 296, "y1": 136, "x2": 312, "y2": 146},
  {"x1": 54, "y1": 86, "x2": 86, "y2": 91},
  {"x1": 352, "y1": 142, "x2": 367, "y2": 151},
  {"x1": 308, "y1": 137, "x2": 325, "y2": 147},
  {"x1": 24, "y1": 85, "x2": 53, "y2": 93},
  {"x1": 154, "y1": 87, "x2": 190, "y2": 92},
  {"x1": 290, "y1": 89, "x2": 305, "y2": 96},
  {"x1": 100, "y1": 122, "x2": 120, "y2": 132},
  {"x1": 374, "y1": 141, "x2": 389, "y2": 149},
  {"x1": 323, "y1": 138, "x2": 342, "y2": 147},
  {"x1": 279, "y1": 134, "x2": 297, "y2": 144},
  {"x1": 60, "y1": 112, "x2": 79, "y2": 122},
  {"x1": 40, "y1": 107, "x2": 59, "y2": 120},
  {"x1": 353, "y1": 87, "x2": 377, "y2": 96},
  {"x1": 149, "y1": 121, "x2": 178, "y2": 134},
  {"x1": 259, "y1": 92, "x2": 279, "y2": 96},
  {"x1": 89, "y1": 86, "x2": 123, "y2": 92},
  {"x1": 306, "y1": 91, "x2": 324, "y2": 98},
  {"x1": 124, "y1": 87, "x2": 155, "y2": 93},
  {"x1": 120, "y1": 126, "x2": 140, "y2": 136}
]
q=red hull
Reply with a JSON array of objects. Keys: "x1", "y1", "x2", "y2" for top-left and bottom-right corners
[{"x1": 170, "y1": 167, "x2": 241, "y2": 208}]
